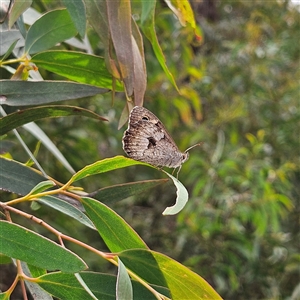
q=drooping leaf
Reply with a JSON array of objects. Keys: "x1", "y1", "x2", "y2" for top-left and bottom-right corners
[
  {"x1": 162, "y1": 171, "x2": 189, "y2": 215},
  {"x1": 106, "y1": 0, "x2": 134, "y2": 97},
  {"x1": 139, "y1": 1, "x2": 179, "y2": 92}
]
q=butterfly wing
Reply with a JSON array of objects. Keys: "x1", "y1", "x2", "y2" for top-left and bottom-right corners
[{"x1": 122, "y1": 106, "x2": 188, "y2": 168}]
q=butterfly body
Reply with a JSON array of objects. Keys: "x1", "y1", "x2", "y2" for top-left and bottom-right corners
[{"x1": 122, "y1": 106, "x2": 189, "y2": 168}]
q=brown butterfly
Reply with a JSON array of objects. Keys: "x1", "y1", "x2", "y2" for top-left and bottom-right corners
[{"x1": 122, "y1": 106, "x2": 200, "y2": 175}]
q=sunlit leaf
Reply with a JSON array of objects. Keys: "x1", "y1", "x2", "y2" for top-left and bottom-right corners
[
  {"x1": 119, "y1": 249, "x2": 222, "y2": 300},
  {"x1": 31, "y1": 51, "x2": 123, "y2": 91},
  {"x1": 67, "y1": 156, "x2": 150, "y2": 185}
]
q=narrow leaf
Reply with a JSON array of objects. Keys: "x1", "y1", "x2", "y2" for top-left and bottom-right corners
[
  {"x1": 0, "y1": 105, "x2": 108, "y2": 135},
  {"x1": 0, "y1": 221, "x2": 87, "y2": 273},
  {"x1": 116, "y1": 258, "x2": 133, "y2": 300},
  {"x1": 107, "y1": 0, "x2": 134, "y2": 96},
  {"x1": 61, "y1": 0, "x2": 86, "y2": 38},
  {"x1": 81, "y1": 197, "x2": 148, "y2": 252},
  {"x1": 23, "y1": 122, "x2": 75, "y2": 174},
  {"x1": 67, "y1": 156, "x2": 150, "y2": 184},
  {"x1": 89, "y1": 179, "x2": 168, "y2": 204},
  {"x1": 8, "y1": 0, "x2": 32, "y2": 29},
  {"x1": 38, "y1": 196, "x2": 95, "y2": 230},
  {"x1": 29, "y1": 180, "x2": 55, "y2": 195},
  {"x1": 140, "y1": 1, "x2": 179, "y2": 92},
  {"x1": 0, "y1": 80, "x2": 108, "y2": 106}
]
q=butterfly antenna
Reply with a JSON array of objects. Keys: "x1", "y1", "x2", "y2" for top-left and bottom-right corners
[{"x1": 184, "y1": 142, "x2": 203, "y2": 153}]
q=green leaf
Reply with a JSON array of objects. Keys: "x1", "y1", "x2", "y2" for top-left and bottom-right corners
[
  {"x1": 38, "y1": 196, "x2": 95, "y2": 230},
  {"x1": 163, "y1": 0, "x2": 196, "y2": 27},
  {"x1": 117, "y1": 258, "x2": 133, "y2": 300},
  {"x1": 89, "y1": 179, "x2": 168, "y2": 204},
  {"x1": 140, "y1": 1, "x2": 179, "y2": 92},
  {"x1": 0, "y1": 80, "x2": 108, "y2": 106},
  {"x1": 0, "y1": 292, "x2": 9, "y2": 300},
  {"x1": 37, "y1": 272, "x2": 95, "y2": 300},
  {"x1": 81, "y1": 197, "x2": 148, "y2": 252},
  {"x1": 0, "y1": 221, "x2": 87, "y2": 273},
  {"x1": 25, "y1": 9, "x2": 77, "y2": 54},
  {"x1": 0, "y1": 157, "x2": 46, "y2": 195},
  {"x1": 29, "y1": 180, "x2": 55, "y2": 195},
  {"x1": 119, "y1": 249, "x2": 222, "y2": 300},
  {"x1": 67, "y1": 156, "x2": 150, "y2": 184},
  {"x1": 61, "y1": 0, "x2": 86, "y2": 38},
  {"x1": 0, "y1": 254, "x2": 11, "y2": 264},
  {"x1": 31, "y1": 51, "x2": 123, "y2": 91},
  {"x1": 27, "y1": 263, "x2": 47, "y2": 278},
  {"x1": 0, "y1": 105, "x2": 108, "y2": 135},
  {"x1": 162, "y1": 171, "x2": 189, "y2": 215},
  {"x1": 8, "y1": 0, "x2": 32, "y2": 29},
  {"x1": 37, "y1": 271, "x2": 166, "y2": 300}
]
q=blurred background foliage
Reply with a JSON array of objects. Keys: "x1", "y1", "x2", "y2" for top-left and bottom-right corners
[{"x1": 3, "y1": 0, "x2": 299, "y2": 299}]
